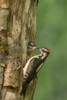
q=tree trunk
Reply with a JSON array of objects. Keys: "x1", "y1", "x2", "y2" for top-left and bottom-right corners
[{"x1": 0, "y1": 0, "x2": 38, "y2": 100}]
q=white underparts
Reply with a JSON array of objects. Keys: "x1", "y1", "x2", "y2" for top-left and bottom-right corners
[{"x1": 23, "y1": 55, "x2": 39, "y2": 75}]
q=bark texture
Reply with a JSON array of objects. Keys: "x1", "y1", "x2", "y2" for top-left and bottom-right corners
[{"x1": 0, "y1": 0, "x2": 38, "y2": 100}]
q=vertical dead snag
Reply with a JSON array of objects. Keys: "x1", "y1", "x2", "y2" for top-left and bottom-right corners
[
  {"x1": 0, "y1": 0, "x2": 22, "y2": 100},
  {"x1": 0, "y1": 0, "x2": 38, "y2": 100},
  {"x1": 0, "y1": 1, "x2": 10, "y2": 100}
]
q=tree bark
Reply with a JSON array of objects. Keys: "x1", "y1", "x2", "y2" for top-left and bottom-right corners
[{"x1": 0, "y1": 0, "x2": 38, "y2": 100}]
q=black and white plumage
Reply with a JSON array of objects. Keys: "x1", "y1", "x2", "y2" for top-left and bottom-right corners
[
  {"x1": 27, "y1": 41, "x2": 38, "y2": 59},
  {"x1": 19, "y1": 48, "x2": 50, "y2": 96},
  {"x1": 28, "y1": 41, "x2": 37, "y2": 52}
]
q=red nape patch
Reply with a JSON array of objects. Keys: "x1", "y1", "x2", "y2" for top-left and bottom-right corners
[
  {"x1": 46, "y1": 50, "x2": 50, "y2": 53},
  {"x1": 33, "y1": 42, "x2": 36, "y2": 46}
]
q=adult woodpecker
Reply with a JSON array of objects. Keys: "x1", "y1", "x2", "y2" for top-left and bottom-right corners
[{"x1": 19, "y1": 47, "x2": 50, "y2": 96}]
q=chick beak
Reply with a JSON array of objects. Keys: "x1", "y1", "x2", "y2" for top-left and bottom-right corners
[
  {"x1": 32, "y1": 46, "x2": 37, "y2": 50},
  {"x1": 32, "y1": 47, "x2": 39, "y2": 50},
  {"x1": 36, "y1": 47, "x2": 40, "y2": 50}
]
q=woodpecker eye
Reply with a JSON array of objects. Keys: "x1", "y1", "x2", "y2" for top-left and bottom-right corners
[
  {"x1": 30, "y1": 43, "x2": 34, "y2": 46},
  {"x1": 30, "y1": 42, "x2": 36, "y2": 46},
  {"x1": 41, "y1": 48, "x2": 50, "y2": 54},
  {"x1": 28, "y1": 41, "x2": 36, "y2": 46}
]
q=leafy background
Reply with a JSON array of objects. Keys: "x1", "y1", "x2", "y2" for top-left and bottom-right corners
[{"x1": 34, "y1": 0, "x2": 67, "y2": 100}]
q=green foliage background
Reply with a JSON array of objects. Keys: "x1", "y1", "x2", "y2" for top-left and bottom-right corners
[{"x1": 34, "y1": 0, "x2": 67, "y2": 100}]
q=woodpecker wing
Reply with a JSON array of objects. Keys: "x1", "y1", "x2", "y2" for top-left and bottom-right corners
[
  {"x1": 23, "y1": 54, "x2": 46, "y2": 83},
  {"x1": 36, "y1": 63, "x2": 43, "y2": 73},
  {"x1": 20, "y1": 56, "x2": 40, "y2": 96}
]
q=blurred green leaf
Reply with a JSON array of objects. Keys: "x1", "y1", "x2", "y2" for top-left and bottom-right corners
[{"x1": 34, "y1": 0, "x2": 67, "y2": 100}]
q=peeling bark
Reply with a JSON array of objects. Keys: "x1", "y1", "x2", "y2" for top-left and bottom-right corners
[{"x1": 0, "y1": 0, "x2": 38, "y2": 100}]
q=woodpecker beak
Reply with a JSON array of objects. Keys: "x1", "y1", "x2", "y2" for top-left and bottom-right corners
[
  {"x1": 36, "y1": 47, "x2": 40, "y2": 50},
  {"x1": 32, "y1": 46, "x2": 37, "y2": 50},
  {"x1": 33, "y1": 47, "x2": 40, "y2": 50}
]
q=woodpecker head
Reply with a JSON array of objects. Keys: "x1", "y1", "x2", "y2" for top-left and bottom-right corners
[
  {"x1": 28, "y1": 41, "x2": 37, "y2": 51},
  {"x1": 40, "y1": 48, "x2": 50, "y2": 55}
]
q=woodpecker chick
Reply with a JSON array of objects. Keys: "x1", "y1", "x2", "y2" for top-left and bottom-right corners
[
  {"x1": 28, "y1": 41, "x2": 37, "y2": 52},
  {"x1": 27, "y1": 41, "x2": 38, "y2": 58},
  {"x1": 20, "y1": 47, "x2": 50, "y2": 96}
]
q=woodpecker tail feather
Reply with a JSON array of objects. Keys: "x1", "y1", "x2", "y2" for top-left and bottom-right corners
[{"x1": 20, "y1": 85, "x2": 28, "y2": 96}]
